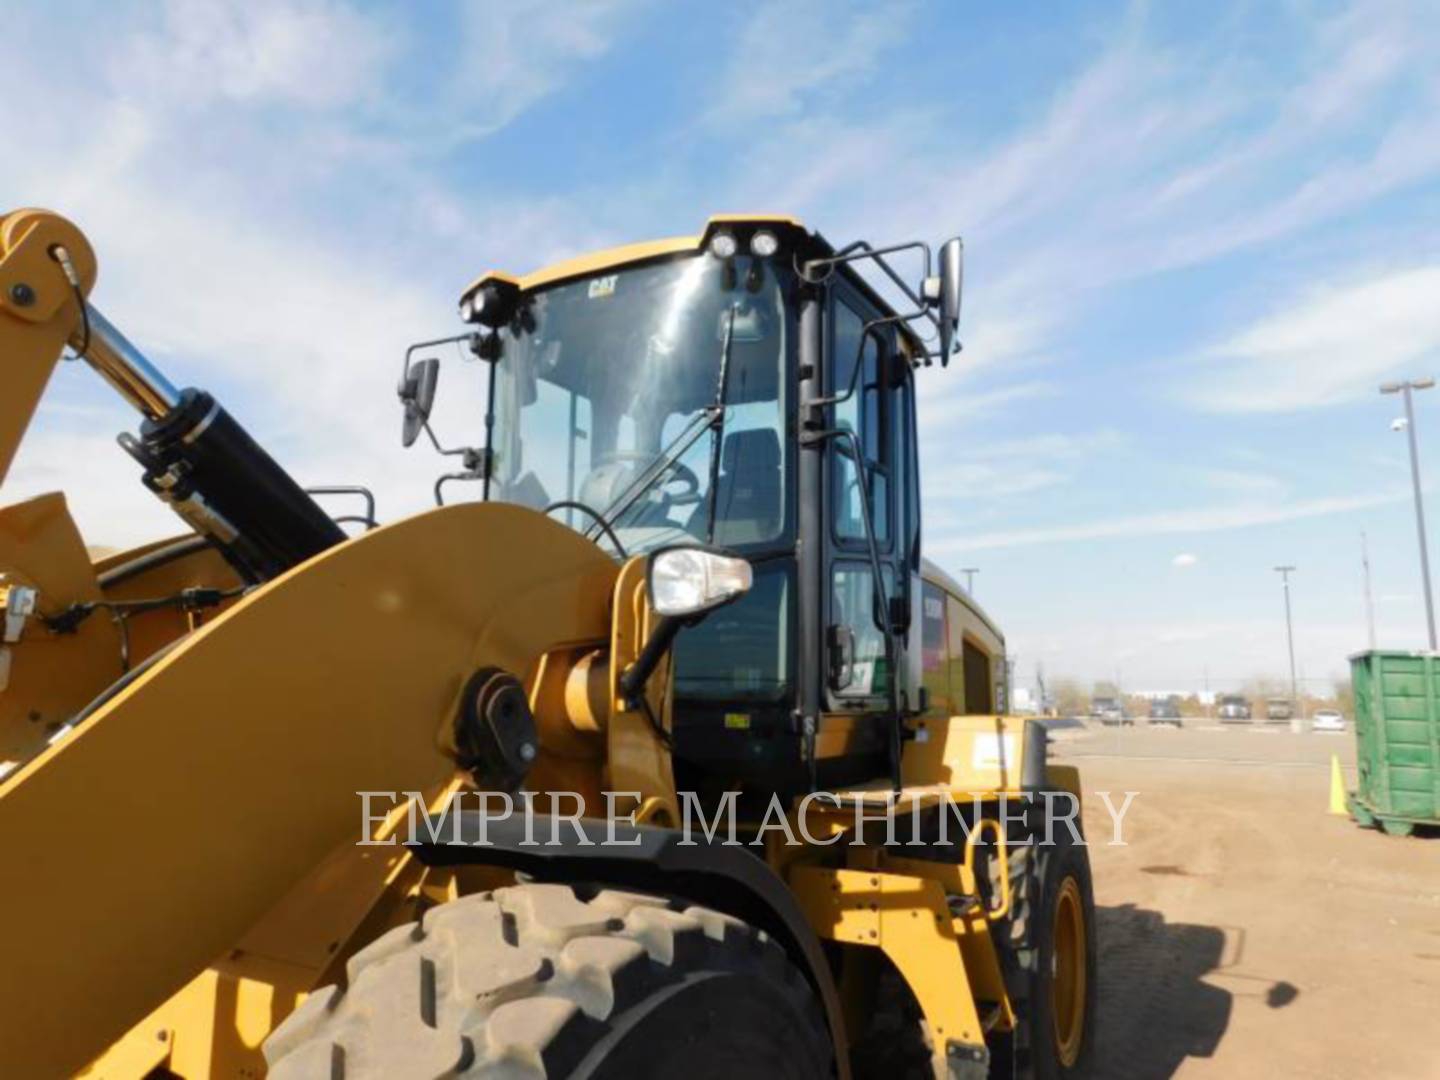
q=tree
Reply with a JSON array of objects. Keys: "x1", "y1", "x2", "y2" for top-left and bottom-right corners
[
  {"x1": 1051, "y1": 678, "x2": 1087, "y2": 718},
  {"x1": 1177, "y1": 694, "x2": 1205, "y2": 718}
]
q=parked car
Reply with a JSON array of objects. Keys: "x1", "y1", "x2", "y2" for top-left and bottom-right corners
[
  {"x1": 1148, "y1": 696, "x2": 1183, "y2": 727},
  {"x1": 1312, "y1": 708, "x2": 1346, "y2": 733},
  {"x1": 1090, "y1": 696, "x2": 1130, "y2": 726},
  {"x1": 1217, "y1": 694, "x2": 1252, "y2": 723},
  {"x1": 1265, "y1": 698, "x2": 1294, "y2": 723}
]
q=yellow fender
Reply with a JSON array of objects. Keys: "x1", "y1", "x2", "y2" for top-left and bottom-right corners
[{"x1": 0, "y1": 501, "x2": 617, "y2": 1078}]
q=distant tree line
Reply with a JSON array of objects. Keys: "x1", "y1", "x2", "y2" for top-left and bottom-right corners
[{"x1": 1041, "y1": 676, "x2": 1352, "y2": 718}]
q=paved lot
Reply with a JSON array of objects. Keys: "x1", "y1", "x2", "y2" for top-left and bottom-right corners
[{"x1": 1052, "y1": 724, "x2": 1440, "y2": 1079}]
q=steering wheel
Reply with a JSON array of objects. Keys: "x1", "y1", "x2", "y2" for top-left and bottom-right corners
[{"x1": 589, "y1": 452, "x2": 703, "y2": 509}]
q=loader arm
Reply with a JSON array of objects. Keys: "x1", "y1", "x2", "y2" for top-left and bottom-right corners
[
  {"x1": 0, "y1": 208, "x2": 97, "y2": 484},
  {"x1": 0, "y1": 501, "x2": 619, "y2": 1077}
]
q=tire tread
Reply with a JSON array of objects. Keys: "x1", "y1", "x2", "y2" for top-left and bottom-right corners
[{"x1": 264, "y1": 883, "x2": 826, "y2": 1079}]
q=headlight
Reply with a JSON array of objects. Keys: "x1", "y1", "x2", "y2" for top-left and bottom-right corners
[
  {"x1": 460, "y1": 278, "x2": 521, "y2": 329},
  {"x1": 749, "y1": 230, "x2": 779, "y2": 257},
  {"x1": 709, "y1": 231, "x2": 739, "y2": 259},
  {"x1": 648, "y1": 546, "x2": 752, "y2": 618}
]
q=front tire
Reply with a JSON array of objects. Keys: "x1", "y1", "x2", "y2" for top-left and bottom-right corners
[
  {"x1": 264, "y1": 883, "x2": 833, "y2": 1079},
  {"x1": 1027, "y1": 834, "x2": 1098, "y2": 1078},
  {"x1": 998, "y1": 822, "x2": 1097, "y2": 1080}
]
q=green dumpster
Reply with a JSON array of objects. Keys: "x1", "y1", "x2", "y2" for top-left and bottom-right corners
[{"x1": 1348, "y1": 650, "x2": 1440, "y2": 836}]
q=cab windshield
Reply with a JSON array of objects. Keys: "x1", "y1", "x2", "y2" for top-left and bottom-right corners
[{"x1": 488, "y1": 253, "x2": 790, "y2": 555}]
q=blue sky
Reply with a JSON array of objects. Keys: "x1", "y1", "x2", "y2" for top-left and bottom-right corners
[{"x1": 5, "y1": 0, "x2": 1440, "y2": 691}]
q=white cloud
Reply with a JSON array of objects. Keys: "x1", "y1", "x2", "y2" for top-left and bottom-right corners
[
  {"x1": 1172, "y1": 552, "x2": 1198, "y2": 568},
  {"x1": 803, "y1": 2, "x2": 1440, "y2": 387},
  {"x1": 1195, "y1": 467, "x2": 1286, "y2": 496},
  {"x1": 698, "y1": 4, "x2": 1440, "y2": 405},
  {"x1": 447, "y1": 0, "x2": 651, "y2": 141},
  {"x1": 1153, "y1": 112, "x2": 1440, "y2": 274},
  {"x1": 1299, "y1": 7, "x2": 1412, "y2": 126},
  {"x1": 119, "y1": 0, "x2": 397, "y2": 110},
  {"x1": 917, "y1": 379, "x2": 1056, "y2": 428},
  {"x1": 0, "y1": 2, "x2": 635, "y2": 549},
  {"x1": 709, "y1": 2, "x2": 915, "y2": 126},
  {"x1": 925, "y1": 463, "x2": 1065, "y2": 500},
  {"x1": 935, "y1": 490, "x2": 1404, "y2": 554},
  {"x1": 950, "y1": 430, "x2": 1125, "y2": 462},
  {"x1": 921, "y1": 428, "x2": 1120, "y2": 504},
  {"x1": 1184, "y1": 265, "x2": 1440, "y2": 413}
]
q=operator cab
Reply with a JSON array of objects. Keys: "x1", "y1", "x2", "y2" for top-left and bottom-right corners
[{"x1": 403, "y1": 216, "x2": 974, "y2": 799}]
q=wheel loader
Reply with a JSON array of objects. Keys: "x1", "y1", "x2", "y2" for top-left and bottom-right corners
[{"x1": 0, "y1": 208, "x2": 1096, "y2": 1079}]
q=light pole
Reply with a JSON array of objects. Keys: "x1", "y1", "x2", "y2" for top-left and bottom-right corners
[
  {"x1": 1381, "y1": 378, "x2": 1437, "y2": 650},
  {"x1": 1275, "y1": 566, "x2": 1298, "y2": 721},
  {"x1": 961, "y1": 567, "x2": 979, "y2": 594}
]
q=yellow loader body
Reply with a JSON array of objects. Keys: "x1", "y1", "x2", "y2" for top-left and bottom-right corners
[{"x1": 0, "y1": 208, "x2": 1094, "y2": 1080}]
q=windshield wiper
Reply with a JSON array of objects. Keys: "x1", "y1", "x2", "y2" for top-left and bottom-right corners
[
  {"x1": 589, "y1": 304, "x2": 739, "y2": 540},
  {"x1": 703, "y1": 305, "x2": 737, "y2": 543}
]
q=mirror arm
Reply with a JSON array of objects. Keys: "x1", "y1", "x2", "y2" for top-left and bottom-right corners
[
  {"x1": 422, "y1": 419, "x2": 476, "y2": 459},
  {"x1": 400, "y1": 332, "x2": 477, "y2": 383},
  {"x1": 619, "y1": 615, "x2": 684, "y2": 708},
  {"x1": 800, "y1": 240, "x2": 941, "y2": 344}
]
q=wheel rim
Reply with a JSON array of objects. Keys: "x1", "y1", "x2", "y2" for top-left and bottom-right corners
[{"x1": 1051, "y1": 876, "x2": 1087, "y2": 1067}]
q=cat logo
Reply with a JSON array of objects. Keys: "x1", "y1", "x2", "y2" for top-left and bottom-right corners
[{"x1": 587, "y1": 274, "x2": 618, "y2": 299}]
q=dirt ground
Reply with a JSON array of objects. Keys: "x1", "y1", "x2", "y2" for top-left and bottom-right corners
[{"x1": 1052, "y1": 724, "x2": 1440, "y2": 1079}]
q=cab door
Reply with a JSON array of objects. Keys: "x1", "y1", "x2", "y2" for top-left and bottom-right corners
[{"x1": 822, "y1": 285, "x2": 921, "y2": 726}]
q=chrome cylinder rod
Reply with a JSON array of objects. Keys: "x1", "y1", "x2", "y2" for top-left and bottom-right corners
[{"x1": 70, "y1": 304, "x2": 181, "y2": 421}]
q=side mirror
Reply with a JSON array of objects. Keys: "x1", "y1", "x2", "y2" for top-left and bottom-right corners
[
  {"x1": 399, "y1": 357, "x2": 440, "y2": 448},
  {"x1": 937, "y1": 237, "x2": 963, "y2": 365}
]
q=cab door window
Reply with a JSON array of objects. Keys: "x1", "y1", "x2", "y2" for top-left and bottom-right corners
[
  {"x1": 827, "y1": 293, "x2": 899, "y2": 704},
  {"x1": 892, "y1": 359, "x2": 920, "y2": 572},
  {"x1": 830, "y1": 561, "x2": 895, "y2": 700},
  {"x1": 831, "y1": 300, "x2": 890, "y2": 548}
]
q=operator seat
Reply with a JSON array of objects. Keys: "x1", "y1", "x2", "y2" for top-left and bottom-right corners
[{"x1": 702, "y1": 428, "x2": 781, "y2": 545}]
